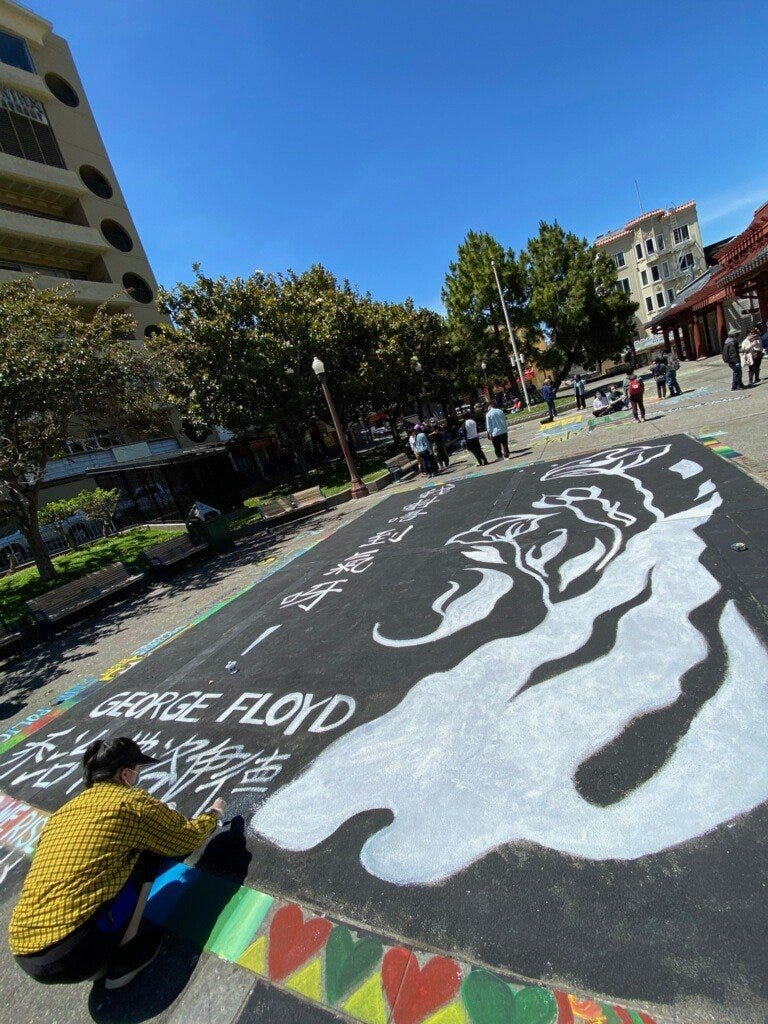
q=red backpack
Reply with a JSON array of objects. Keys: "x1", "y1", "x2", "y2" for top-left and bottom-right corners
[{"x1": 629, "y1": 377, "x2": 643, "y2": 396}]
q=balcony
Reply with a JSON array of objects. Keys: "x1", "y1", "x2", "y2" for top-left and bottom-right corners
[
  {"x1": 0, "y1": 266, "x2": 132, "y2": 306},
  {"x1": 0, "y1": 63, "x2": 50, "y2": 103},
  {"x1": 0, "y1": 151, "x2": 86, "y2": 214},
  {"x1": 0, "y1": 206, "x2": 108, "y2": 271}
]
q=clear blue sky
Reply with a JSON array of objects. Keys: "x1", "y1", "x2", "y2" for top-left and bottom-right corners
[{"x1": 33, "y1": 0, "x2": 768, "y2": 310}]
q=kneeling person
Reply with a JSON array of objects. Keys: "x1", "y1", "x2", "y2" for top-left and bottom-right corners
[{"x1": 9, "y1": 737, "x2": 225, "y2": 989}]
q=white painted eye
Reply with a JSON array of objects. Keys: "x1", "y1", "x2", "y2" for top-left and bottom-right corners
[{"x1": 461, "y1": 546, "x2": 505, "y2": 565}]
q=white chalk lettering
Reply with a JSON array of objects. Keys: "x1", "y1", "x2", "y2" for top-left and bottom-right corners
[{"x1": 308, "y1": 695, "x2": 356, "y2": 733}]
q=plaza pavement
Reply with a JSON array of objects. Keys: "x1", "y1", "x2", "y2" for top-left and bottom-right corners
[{"x1": 0, "y1": 353, "x2": 766, "y2": 1024}]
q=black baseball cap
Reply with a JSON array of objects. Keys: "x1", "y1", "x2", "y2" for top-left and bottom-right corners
[{"x1": 83, "y1": 737, "x2": 158, "y2": 782}]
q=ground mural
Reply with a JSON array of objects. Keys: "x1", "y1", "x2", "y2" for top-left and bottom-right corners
[{"x1": 0, "y1": 436, "x2": 766, "y2": 1019}]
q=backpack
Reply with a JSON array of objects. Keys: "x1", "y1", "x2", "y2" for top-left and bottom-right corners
[{"x1": 629, "y1": 378, "x2": 643, "y2": 396}]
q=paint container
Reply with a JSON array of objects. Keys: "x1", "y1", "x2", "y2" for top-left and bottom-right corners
[
  {"x1": 225, "y1": 660, "x2": 239, "y2": 674},
  {"x1": 731, "y1": 542, "x2": 747, "y2": 552}
]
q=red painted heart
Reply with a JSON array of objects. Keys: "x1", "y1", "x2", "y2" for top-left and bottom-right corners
[
  {"x1": 268, "y1": 903, "x2": 333, "y2": 982},
  {"x1": 382, "y1": 948, "x2": 462, "y2": 1024}
]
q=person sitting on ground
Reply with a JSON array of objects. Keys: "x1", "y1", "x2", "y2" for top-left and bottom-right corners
[
  {"x1": 9, "y1": 737, "x2": 225, "y2": 990},
  {"x1": 592, "y1": 389, "x2": 610, "y2": 417},
  {"x1": 608, "y1": 386, "x2": 624, "y2": 413}
]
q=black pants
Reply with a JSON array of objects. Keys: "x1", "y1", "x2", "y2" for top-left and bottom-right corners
[
  {"x1": 490, "y1": 433, "x2": 509, "y2": 459},
  {"x1": 749, "y1": 356, "x2": 762, "y2": 384},
  {"x1": 466, "y1": 438, "x2": 488, "y2": 466},
  {"x1": 574, "y1": 393, "x2": 585, "y2": 409},
  {"x1": 15, "y1": 853, "x2": 166, "y2": 985}
]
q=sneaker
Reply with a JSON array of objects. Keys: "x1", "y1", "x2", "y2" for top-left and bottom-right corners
[{"x1": 104, "y1": 928, "x2": 163, "y2": 990}]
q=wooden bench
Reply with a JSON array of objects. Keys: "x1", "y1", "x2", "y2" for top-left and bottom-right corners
[
  {"x1": 140, "y1": 535, "x2": 208, "y2": 573},
  {"x1": 0, "y1": 617, "x2": 23, "y2": 656},
  {"x1": 385, "y1": 452, "x2": 418, "y2": 480},
  {"x1": 25, "y1": 562, "x2": 145, "y2": 628},
  {"x1": 259, "y1": 496, "x2": 296, "y2": 526},
  {"x1": 291, "y1": 486, "x2": 328, "y2": 515}
]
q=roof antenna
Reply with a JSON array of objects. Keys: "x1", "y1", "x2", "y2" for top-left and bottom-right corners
[{"x1": 634, "y1": 180, "x2": 644, "y2": 214}]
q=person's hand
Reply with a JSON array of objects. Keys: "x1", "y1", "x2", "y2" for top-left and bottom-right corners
[{"x1": 209, "y1": 798, "x2": 227, "y2": 820}]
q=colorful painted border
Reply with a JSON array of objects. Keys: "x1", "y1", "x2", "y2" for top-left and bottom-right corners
[{"x1": 0, "y1": 791, "x2": 658, "y2": 1024}]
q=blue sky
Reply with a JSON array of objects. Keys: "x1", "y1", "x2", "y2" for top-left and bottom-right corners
[{"x1": 33, "y1": 1, "x2": 768, "y2": 310}]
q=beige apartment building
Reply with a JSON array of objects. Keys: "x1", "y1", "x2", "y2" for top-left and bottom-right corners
[
  {"x1": 595, "y1": 201, "x2": 706, "y2": 341},
  {"x1": 0, "y1": 0, "x2": 171, "y2": 466}
]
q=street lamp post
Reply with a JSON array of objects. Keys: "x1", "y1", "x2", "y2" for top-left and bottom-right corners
[
  {"x1": 480, "y1": 360, "x2": 489, "y2": 399},
  {"x1": 491, "y1": 258, "x2": 531, "y2": 409},
  {"x1": 413, "y1": 360, "x2": 433, "y2": 419},
  {"x1": 312, "y1": 357, "x2": 369, "y2": 499}
]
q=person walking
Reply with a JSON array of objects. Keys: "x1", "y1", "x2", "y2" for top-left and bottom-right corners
[
  {"x1": 484, "y1": 402, "x2": 510, "y2": 460},
  {"x1": 745, "y1": 329, "x2": 763, "y2": 385},
  {"x1": 428, "y1": 420, "x2": 450, "y2": 469},
  {"x1": 541, "y1": 379, "x2": 557, "y2": 419},
  {"x1": 652, "y1": 356, "x2": 668, "y2": 400},
  {"x1": 463, "y1": 413, "x2": 488, "y2": 466},
  {"x1": 722, "y1": 328, "x2": 745, "y2": 390},
  {"x1": 627, "y1": 373, "x2": 646, "y2": 422},
  {"x1": 9, "y1": 737, "x2": 224, "y2": 989},
  {"x1": 666, "y1": 350, "x2": 682, "y2": 396},
  {"x1": 414, "y1": 425, "x2": 437, "y2": 476}
]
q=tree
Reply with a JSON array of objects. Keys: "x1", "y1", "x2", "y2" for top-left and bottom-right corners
[
  {"x1": 38, "y1": 497, "x2": 79, "y2": 548},
  {"x1": 78, "y1": 487, "x2": 120, "y2": 537},
  {"x1": 153, "y1": 264, "x2": 380, "y2": 476},
  {"x1": 442, "y1": 231, "x2": 530, "y2": 396},
  {"x1": 523, "y1": 222, "x2": 638, "y2": 387},
  {"x1": 0, "y1": 278, "x2": 163, "y2": 580}
]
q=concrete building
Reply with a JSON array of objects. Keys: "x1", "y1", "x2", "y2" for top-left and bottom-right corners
[
  {"x1": 595, "y1": 202, "x2": 706, "y2": 340},
  {"x1": 0, "y1": 0, "x2": 171, "y2": 468}
]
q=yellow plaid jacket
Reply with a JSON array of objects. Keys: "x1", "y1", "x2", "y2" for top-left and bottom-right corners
[{"x1": 8, "y1": 782, "x2": 217, "y2": 956}]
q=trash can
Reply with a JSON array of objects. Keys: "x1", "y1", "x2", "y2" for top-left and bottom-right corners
[{"x1": 186, "y1": 515, "x2": 234, "y2": 554}]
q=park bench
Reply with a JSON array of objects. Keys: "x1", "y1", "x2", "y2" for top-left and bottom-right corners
[
  {"x1": 0, "y1": 617, "x2": 23, "y2": 657},
  {"x1": 25, "y1": 562, "x2": 145, "y2": 628},
  {"x1": 258, "y1": 487, "x2": 328, "y2": 530},
  {"x1": 140, "y1": 534, "x2": 209, "y2": 574},
  {"x1": 384, "y1": 452, "x2": 418, "y2": 481}
]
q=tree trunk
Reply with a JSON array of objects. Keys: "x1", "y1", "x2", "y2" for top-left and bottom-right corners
[{"x1": 24, "y1": 504, "x2": 57, "y2": 581}]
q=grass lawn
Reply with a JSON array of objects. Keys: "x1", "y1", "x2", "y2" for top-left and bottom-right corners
[{"x1": 0, "y1": 526, "x2": 184, "y2": 625}]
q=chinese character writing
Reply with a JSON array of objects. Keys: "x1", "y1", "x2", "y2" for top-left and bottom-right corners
[{"x1": 280, "y1": 579, "x2": 347, "y2": 612}]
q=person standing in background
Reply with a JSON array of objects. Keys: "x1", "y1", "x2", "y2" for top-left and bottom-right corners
[
  {"x1": 428, "y1": 419, "x2": 450, "y2": 469},
  {"x1": 541, "y1": 379, "x2": 557, "y2": 419},
  {"x1": 665, "y1": 349, "x2": 682, "y2": 396},
  {"x1": 627, "y1": 373, "x2": 646, "y2": 422},
  {"x1": 484, "y1": 402, "x2": 510, "y2": 460},
  {"x1": 463, "y1": 413, "x2": 488, "y2": 466},
  {"x1": 722, "y1": 329, "x2": 744, "y2": 390}
]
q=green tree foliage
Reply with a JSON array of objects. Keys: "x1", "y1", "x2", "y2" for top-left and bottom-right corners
[
  {"x1": 38, "y1": 497, "x2": 80, "y2": 547},
  {"x1": 523, "y1": 221, "x2": 638, "y2": 386},
  {"x1": 442, "y1": 230, "x2": 530, "y2": 395},
  {"x1": 77, "y1": 487, "x2": 120, "y2": 537},
  {"x1": 0, "y1": 278, "x2": 163, "y2": 581}
]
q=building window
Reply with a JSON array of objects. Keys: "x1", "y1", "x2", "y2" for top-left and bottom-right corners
[
  {"x1": 656, "y1": 235, "x2": 665, "y2": 250},
  {"x1": 44, "y1": 73, "x2": 80, "y2": 108},
  {"x1": 0, "y1": 86, "x2": 65, "y2": 168},
  {"x1": 79, "y1": 165, "x2": 113, "y2": 198},
  {"x1": 101, "y1": 219, "x2": 133, "y2": 252},
  {"x1": 661, "y1": 261, "x2": 670, "y2": 279},
  {"x1": 656, "y1": 292, "x2": 665, "y2": 309},
  {"x1": 673, "y1": 225, "x2": 690, "y2": 244},
  {"x1": 616, "y1": 278, "x2": 631, "y2": 293},
  {"x1": 122, "y1": 272, "x2": 153, "y2": 304},
  {"x1": 641, "y1": 269, "x2": 648, "y2": 286},
  {"x1": 645, "y1": 237, "x2": 655, "y2": 255},
  {"x1": 0, "y1": 30, "x2": 35, "y2": 73},
  {"x1": 668, "y1": 288, "x2": 675, "y2": 303},
  {"x1": 679, "y1": 252, "x2": 695, "y2": 271},
  {"x1": 614, "y1": 252, "x2": 626, "y2": 268},
  {"x1": 645, "y1": 297, "x2": 654, "y2": 313},
  {"x1": 651, "y1": 265, "x2": 660, "y2": 282},
  {"x1": 635, "y1": 243, "x2": 643, "y2": 260}
]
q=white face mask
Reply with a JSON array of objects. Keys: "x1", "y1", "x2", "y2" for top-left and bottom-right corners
[{"x1": 121, "y1": 766, "x2": 139, "y2": 788}]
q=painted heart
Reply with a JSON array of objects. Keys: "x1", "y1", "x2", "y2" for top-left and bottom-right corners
[
  {"x1": 267, "y1": 903, "x2": 332, "y2": 982},
  {"x1": 514, "y1": 986, "x2": 559, "y2": 1024},
  {"x1": 461, "y1": 968, "x2": 516, "y2": 1024},
  {"x1": 382, "y1": 948, "x2": 462, "y2": 1024},
  {"x1": 324, "y1": 924, "x2": 383, "y2": 1004}
]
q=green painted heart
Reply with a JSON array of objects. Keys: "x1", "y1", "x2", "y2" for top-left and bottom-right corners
[
  {"x1": 324, "y1": 925, "x2": 383, "y2": 1004},
  {"x1": 462, "y1": 971, "x2": 558, "y2": 1024}
]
